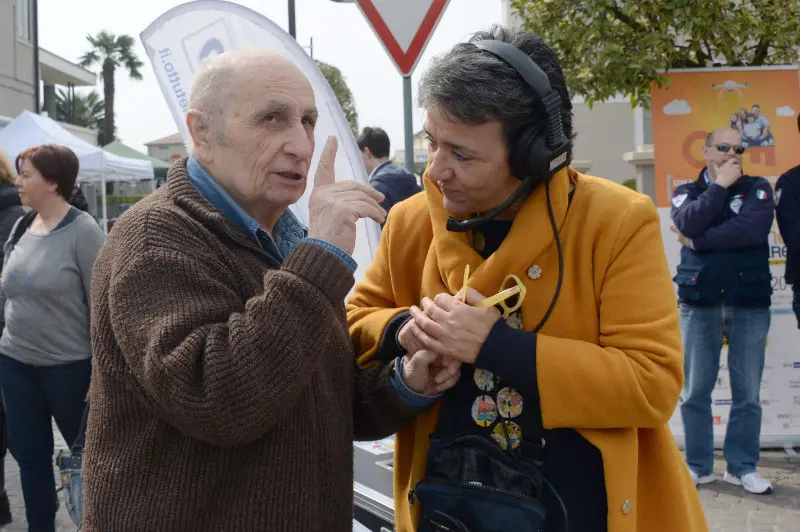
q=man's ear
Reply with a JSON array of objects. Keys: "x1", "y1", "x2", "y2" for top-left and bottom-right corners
[{"x1": 186, "y1": 110, "x2": 212, "y2": 158}]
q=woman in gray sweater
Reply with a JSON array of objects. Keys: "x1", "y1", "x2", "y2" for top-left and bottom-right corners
[{"x1": 0, "y1": 144, "x2": 104, "y2": 531}]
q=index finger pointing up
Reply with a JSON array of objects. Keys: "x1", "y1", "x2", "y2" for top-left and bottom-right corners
[{"x1": 314, "y1": 135, "x2": 338, "y2": 188}]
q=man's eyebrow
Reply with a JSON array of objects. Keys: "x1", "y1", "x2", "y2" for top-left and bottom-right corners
[
  {"x1": 303, "y1": 107, "x2": 319, "y2": 121},
  {"x1": 252, "y1": 102, "x2": 289, "y2": 119}
]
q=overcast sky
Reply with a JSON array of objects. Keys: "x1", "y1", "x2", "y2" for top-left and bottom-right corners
[{"x1": 38, "y1": 0, "x2": 505, "y2": 153}]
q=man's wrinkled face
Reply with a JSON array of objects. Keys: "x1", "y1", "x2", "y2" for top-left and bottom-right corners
[
  {"x1": 202, "y1": 60, "x2": 318, "y2": 215},
  {"x1": 703, "y1": 129, "x2": 744, "y2": 169},
  {"x1": 424, "y1": 105, "x2": 519, "y2": 216}
]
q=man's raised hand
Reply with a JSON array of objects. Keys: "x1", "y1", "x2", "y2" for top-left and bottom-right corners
[{"x1": 307, "y1": 136, "x2": 386, "y2": 255}]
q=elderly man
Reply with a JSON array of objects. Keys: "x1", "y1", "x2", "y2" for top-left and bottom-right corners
[
  {"x1": 82, "y1": 49, "x2": 456, "y2": 531},
  {"x1": 347, "y1": 25, "x2": 706, "y2": 532},
  {"x1": 671, "y1": 127, "x2": 775, "y2": 495}
]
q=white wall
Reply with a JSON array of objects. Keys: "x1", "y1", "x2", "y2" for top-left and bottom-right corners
[{"x1": 0, "y1": 0, "x2": 35, "y2": 119}]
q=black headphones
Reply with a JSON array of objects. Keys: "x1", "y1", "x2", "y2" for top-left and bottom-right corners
[{"x1": 445, "y1": 39, "x2": 572, "y2": 232}]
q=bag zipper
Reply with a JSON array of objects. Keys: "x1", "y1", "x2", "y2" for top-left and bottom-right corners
[{"x1": 409, "y1": 478, "x2": 538, "y2": 507}]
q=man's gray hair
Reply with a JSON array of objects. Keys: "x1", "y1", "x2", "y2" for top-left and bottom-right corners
[
  {"x1": 186, "y1": 54, "x2": 232, "y2": 153},
  {"x1": 418, "y1": 25, "x2": 574, "y2": 153}
]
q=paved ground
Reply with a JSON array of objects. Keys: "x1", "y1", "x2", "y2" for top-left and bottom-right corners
[
  {"x1": 0, "y1": 427, "x2": 799, "y2": 531},
  {"x1": 700, "y1": 450, "x2": 800, "y2": 531}
]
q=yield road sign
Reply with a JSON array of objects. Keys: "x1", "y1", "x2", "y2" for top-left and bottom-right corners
[{"x1": 355, "y1": 0, "x2": 451, "y2": 77}]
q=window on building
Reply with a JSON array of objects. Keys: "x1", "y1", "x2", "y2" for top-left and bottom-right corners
[{"x1": 16, "y1": 0, "x2": 31, "y2": 42}]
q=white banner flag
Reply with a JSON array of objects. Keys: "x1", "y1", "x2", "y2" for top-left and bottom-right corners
[{"x1": 140, "y1": 0, "x2": 381, "y2": 287}]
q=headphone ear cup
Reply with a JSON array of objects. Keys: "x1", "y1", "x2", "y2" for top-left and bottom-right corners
[{"x1": 510, "y1": 124, "x2": 550, "y2": 186}]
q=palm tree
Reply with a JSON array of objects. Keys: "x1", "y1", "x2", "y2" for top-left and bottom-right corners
[
  {"x1": 56, "y1": 89, "x2": 107, "y2": 143},
  {"x1": 78, "y1": 32, "x2": 143, "y2": 144}
]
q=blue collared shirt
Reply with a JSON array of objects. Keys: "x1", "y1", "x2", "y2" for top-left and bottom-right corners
[{"x1": 186, "y1": 157, "x2": 356, "y2": 271}]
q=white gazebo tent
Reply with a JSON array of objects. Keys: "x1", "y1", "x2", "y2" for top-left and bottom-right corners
[{"x1": 0, "y1": 110, "x2": 154, "y2": 233}]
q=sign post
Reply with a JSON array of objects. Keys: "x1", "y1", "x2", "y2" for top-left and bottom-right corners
[{"x1": 353, "y1": 0, "x2": 451, "y2": 172}]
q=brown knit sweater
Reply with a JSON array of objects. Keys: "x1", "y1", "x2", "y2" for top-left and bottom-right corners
[{"x1": 83, "y1": 159, "x2": 419, "y2": 531}]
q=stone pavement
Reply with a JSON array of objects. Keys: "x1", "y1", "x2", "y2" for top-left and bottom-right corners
[
  {"x1": 701, "y1": 450, "x2": 800, "y2": 532},
  {"x1": 1, "y1": 427, "x2": 800, "y2": 531}
]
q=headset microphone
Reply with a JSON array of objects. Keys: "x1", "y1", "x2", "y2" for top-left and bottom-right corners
[{"x1": 445, "y1": 177, "x2": 534, "y2": 232}]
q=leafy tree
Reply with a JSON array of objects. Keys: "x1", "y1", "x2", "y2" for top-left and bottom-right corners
[
  {"x1": 55, "y1": 89, "x2": 111, "y2": 145},
  {"x1": 316, "y1": 60, "x2": 359, "y2": 135},
  {"x1": 511, "y1": 0, "x2": 800, "y2": 108},
  {"x1": 79, "y1": 32, "x2": 143, "y2": 144}
]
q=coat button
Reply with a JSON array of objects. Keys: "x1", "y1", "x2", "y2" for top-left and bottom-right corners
[
  {"x1": 621, "y1": 499, "x2": 632, "y2": 515},
  {"x1": 527, "y1": 264, "x2": 542, "y2": 280}
]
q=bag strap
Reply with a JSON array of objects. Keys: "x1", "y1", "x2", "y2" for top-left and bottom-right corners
[
  {"x1": 8, "y1": 211, "x2": 35, "y2": 249},
  {"x1": 72, "y1": 400, "x2": 90, "y2": 452}
]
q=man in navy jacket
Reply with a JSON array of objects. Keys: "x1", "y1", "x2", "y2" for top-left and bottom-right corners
[
  {"x1": 775, "y1": 113, "x2": 800, "y2": 328},
  {"x1": 357, "y1": 127, "x2": 422, "y2": 219},
  {"x1": 670, "y1": 127, "x2": 774, "y2": 495}
]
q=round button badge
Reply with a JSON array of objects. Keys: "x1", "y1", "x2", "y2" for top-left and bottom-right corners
[
  {"x1": 497, "y1": 387, "x2": 523, "y2": 419},
  {"x1": 473, "y1": 368, "x2": 495, "y2": 392},
  {"x1": 492, "y1": 421, "x2": 522, "y2": 450},
  {"x1": 471, "y1": 395, "x2": 498, "y2": 427}
]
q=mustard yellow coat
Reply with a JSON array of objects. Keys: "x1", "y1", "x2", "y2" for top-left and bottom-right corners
[{"x1": 346, "y1": 168, "x2": 708, "y2": 532}]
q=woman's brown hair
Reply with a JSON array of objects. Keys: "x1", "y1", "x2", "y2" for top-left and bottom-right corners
[{"x1": 15, "y1": 144, "x2": 79, "y2": 200}]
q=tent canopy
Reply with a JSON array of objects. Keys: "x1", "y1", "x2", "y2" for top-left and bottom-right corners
[
  {"x1": 0, "y1": 111, "x2": 153, "y2": 182},
  {"x1": 104, "y1": 140, "x2": 170, "y2": 178}
]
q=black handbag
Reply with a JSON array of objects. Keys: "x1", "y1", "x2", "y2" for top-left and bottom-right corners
[{"x1": 409, "y1": 431, "x2": 560, "y2": 532}]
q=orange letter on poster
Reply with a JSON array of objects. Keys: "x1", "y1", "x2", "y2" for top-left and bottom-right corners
[{"x1": 683, "y1": 131, "x2": 707, "y2": 168}]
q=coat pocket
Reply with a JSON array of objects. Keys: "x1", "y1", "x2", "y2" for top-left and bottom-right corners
[
  {"x1": 674, "y1": 265, "x2": 705, "y2": 302},
  {"x1": 734, "y1": 269, "x2": 773, "y2": 301}
]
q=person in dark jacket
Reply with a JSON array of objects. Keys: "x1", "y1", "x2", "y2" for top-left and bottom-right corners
[
  {"x1": 0, "y1": 149, "x2": 23, "y2": 525},
  {"x1": 69, "y1": 186, "x2": 89, "y2": 213},
  {"x1": 357, "y1": 127, "x2": 422, "y2": 216},
  {"x1": 670, "y1": 127, "x2": 775, "y2": 495},
  {"x1": 0, "y1": 151, "x2": 25, "y2": 258},
  {"x1": 775, "y1": 113, "x2": 800, "y2": 327}
]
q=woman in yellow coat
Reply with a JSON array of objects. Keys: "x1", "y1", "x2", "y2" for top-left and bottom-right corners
[{"x1": 347, "y1": 25, "x2": 707, "y2": 532}]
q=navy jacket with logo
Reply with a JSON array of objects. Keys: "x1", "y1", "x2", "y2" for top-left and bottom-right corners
[{"x1": 671, "y1": 168, "x2": 774, "y2": 308}]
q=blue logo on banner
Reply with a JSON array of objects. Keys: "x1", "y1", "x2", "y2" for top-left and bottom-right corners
[
  {"x1": 793, "y1": 362, "x2": 800, "y2": 368},
  {"x1": 199, "y1": 39, "x2": 225, "y2": 62},
  {"x1": 714, "y1": 399, "x2": 732, "y2": 406}
]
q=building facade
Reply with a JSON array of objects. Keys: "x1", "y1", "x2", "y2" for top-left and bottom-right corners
[
  {"x1": 0, "y1": 0, "x2": 98, "y2": 143},
  {"x1": 145, "y1": 133, "x2": 188, "y2": 162}
]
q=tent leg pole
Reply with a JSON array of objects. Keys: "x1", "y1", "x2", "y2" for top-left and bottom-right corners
[{"x1": 101, "y1": 174, "x2": 108, "y2": 235}]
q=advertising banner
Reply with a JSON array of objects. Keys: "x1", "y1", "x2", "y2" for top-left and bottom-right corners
[
  {"x1": 651, "y1": 66, "x2": 800, "y2": 447},
  {"x1": 140, "y1": 0, "x2": 381, "y2": 288}
]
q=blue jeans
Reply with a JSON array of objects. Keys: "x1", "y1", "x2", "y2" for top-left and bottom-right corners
[
  {"x1": 679, "y1": 303, "x2": 770, "y2": 477},
  {"x1": 0, "y1": 354, "x2": 91, "y2": 532}
]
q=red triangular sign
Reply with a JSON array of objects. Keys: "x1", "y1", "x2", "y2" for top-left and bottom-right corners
[{"x1": 356, "y1": 0, "x2": 451, "y2": 77}]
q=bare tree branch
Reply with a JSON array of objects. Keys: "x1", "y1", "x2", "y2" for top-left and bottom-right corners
[{"x1": 606, "y1": 2, "x2": 646, "y2": 33}]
